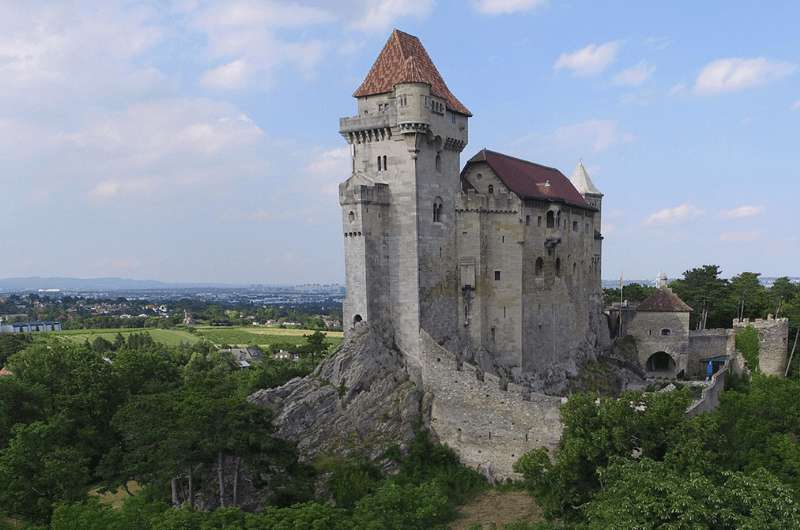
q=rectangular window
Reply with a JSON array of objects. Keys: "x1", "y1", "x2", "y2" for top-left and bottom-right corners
[
  {"x1": 526, "y1": 215, "x2": 530, "y2": 226},
  {"x1": 494, "y1": 270, "x2": 501, "y2": 281},
  {"x1": 573, "y1": 221, "x2": 579, "y2": 232},
  {"x1": 537, "y1": 216, "x2": 542, "y2": 227}
]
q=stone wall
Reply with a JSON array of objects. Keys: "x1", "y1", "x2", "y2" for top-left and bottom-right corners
[
  {"x1": 687, "y1": 329, "x2": 735, "y2": 377},
  {"x1": 733, "y1": 316, "x2": 790, "y2": 377},
  {"x1": 456, "y1": 163, "x2": 603, "y2": 379},
  {"x1": 686, "y1": 363, "x2": 728, "y2": 417},
  {"x1": 420, "y1": 331, "x2": 563, "y2": 479},
  {"x1": 627, "y1": 311, "x2": 691, "y2": 373}
]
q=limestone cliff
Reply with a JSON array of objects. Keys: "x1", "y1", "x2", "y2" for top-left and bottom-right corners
[{"x1": 249, "y1": 323, "x2": 424, "y2": 462}]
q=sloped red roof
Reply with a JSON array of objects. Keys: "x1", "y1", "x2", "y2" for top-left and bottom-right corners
[
  {"x1": 354, "y1": 29, "x2": 471, "y2": 116},
  {"x1": 464, "y1": 149, "x2": 592, "y2": 209},
  {"x1": 637, "y1": 288, "x2": 693, "y2": 313}
]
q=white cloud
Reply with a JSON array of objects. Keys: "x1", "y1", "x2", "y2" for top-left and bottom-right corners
[
  {"x1": 551, "y1": 120, "x2": 635, "y2": 153},
  {"x1": 201, "y1": 59, "x2": 250, "y2": 90},
  {"x1": 721, "y1": 205, "x2": 763, "y2": 219},
  {"x1": 56, "y1": 99, "x2": 267, "y2": 201},
  {"x1": 669, "y1": 83, "x2": 688, "y2": 96},
  {"x1": 554, "y1": 41, "x2": 620, "y2": 77},
  {"x1": 644, "y1": 204, "x2": 703, "y2": 226},
  {"x1": 350, "y1": 0, "x2": 435, "y2": 32},
  {"x1": 88, "y1": 178, "x2": 154, "y2": 201},
  {"x1": 792, "y1": 100, "x2": 800, "y2": 111},
  {"x1": 304, "y1": 147, "x2": 351, "y2": 196},
  {"x1": 613, "y1": 61, "x2": 655, "y2": 86},
  {"x1": 720, "y1": 231, "x2": 760, "y2": 242},
  {"x1": 694, "y1": 57, "x2": 796, "y2": 95},
  {"x1": 191, "y1": 1, "x2": 331, "y2": 90},
  {"x1": 473, "y1": 0, "x2": 548, "y2": 15}
]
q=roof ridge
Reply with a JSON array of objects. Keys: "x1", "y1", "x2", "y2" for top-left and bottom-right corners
[{"x1": 481, "y1": 149, "x2": 561, "y2": 173}]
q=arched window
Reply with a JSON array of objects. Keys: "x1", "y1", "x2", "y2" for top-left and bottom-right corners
[
  {"x1": 353, "y1": 314, "x2": 363, "y2": 326},
  {"x1": 433, "y1": 197, "x2": 443, "y2": 223},
  {"x1": 572, "y1": 262, "x2": 577, "y2": 275},
  {"x1": 535, "y1": 257, "x2": 544, "y2": 277},
  {"x1": 661, "y1": 328, "x2": 672, "y2": 336},
  {"x1": 555, "y1": 258, "x2": 561, "y2": 277},
  {"x1": 435, "y1": 153, "x2": 442, "y2": 172},
  {"x1": 546, "y1": 211, "x2": 555, "y2": 228},
  {"x1": 383, "y1": 155, "x2": 387, "y2": 170},
  {"x1": 377, "y1": 156, "x2": 382, "y2": 171},
  {"x1": 348, "y1": 211, "x2": 355, "y2": 223},
  {"x1": 487, "y1": 184, "x2": 494, "y2": 194}
]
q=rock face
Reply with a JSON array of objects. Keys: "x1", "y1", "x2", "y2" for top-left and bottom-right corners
[{"x1": 249, "y1": 323, "x2": 424, "y2": 462}]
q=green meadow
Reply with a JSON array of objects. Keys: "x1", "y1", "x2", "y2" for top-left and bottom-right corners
[
  {"x1": 194, "y1": 326, "x2": 343, "y2": 349},
  {"x1": 54, "y1": 328, "x2": 200, "y2": 346},
  {"x1": 51, "y1": 326, "x2": 343, "y2": 350}
]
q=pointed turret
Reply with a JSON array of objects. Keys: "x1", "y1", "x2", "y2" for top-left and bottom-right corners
[
  {"x1": 354, "y1": 29, "x2": 471, "y2": 116},
  {"x1": 570, "y1": 160, "x2": 602, "y2": 197}
]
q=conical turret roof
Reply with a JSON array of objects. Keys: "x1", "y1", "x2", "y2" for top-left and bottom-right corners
[
  {"x1": 354, "y1": 29, "x2": 471, "y2": 116},
  {"x1": 570, "y1": 161, "x2": 602, "y2": 196},
  {"x1": 638, "y1": 288, "x2": 693, "y2": 313}
]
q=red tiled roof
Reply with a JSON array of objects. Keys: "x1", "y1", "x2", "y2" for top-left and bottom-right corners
[
  {"x1": 464, "y1": 149, "x2": 592, "y2": 209},
  {"x1": 637, "y1": 288, "x2": 693, "y2": 313},
  {"x1": 354, "y1": 29, "x2": 471, "y2": 116}
]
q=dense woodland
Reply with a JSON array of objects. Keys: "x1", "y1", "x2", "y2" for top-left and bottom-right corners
[{"x1": 1, "y1": 265, "x2": 799, "y2": 528}]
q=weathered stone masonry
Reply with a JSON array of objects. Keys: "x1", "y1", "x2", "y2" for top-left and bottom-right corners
[{"x1": 338, "y1": 30, "x2": 604, "y2": 478}]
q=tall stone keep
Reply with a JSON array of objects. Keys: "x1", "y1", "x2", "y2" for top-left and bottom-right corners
[{"x1": 339, "y1": 30, "x2": 471, "y2": 368}]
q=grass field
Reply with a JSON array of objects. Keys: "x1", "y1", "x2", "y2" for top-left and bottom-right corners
[
  {"x1": 194, "y1": 326, "x2": 343, "y2": 349},
  {"x1": 54, "y1": 328, "x2": 200, "y2": 346},
  {"x1": 50, "y1": 326, "x2": 343, "y2": 350}
]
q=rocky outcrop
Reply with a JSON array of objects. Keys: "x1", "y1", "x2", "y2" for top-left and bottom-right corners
[{"x1": 249, "y1": 323, "x2": 424, "y2": 462}]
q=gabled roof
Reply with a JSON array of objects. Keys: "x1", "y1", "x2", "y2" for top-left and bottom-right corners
[
  {"x1": 463, "y1": 149, "x2": 592, "y2": 209},
  {"x1": 637, "y1": 288, "x2": 693, "y2": 313},
  {"x1": 354, "y1": 29, "x2": 471, "y2": 116},
  {"x1": 570, "y1": 161, "x2": 602, "y2": 196}
]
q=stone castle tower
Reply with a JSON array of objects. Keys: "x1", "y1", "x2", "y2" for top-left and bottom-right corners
[
  {"x1": 340, "y1": 30, "x2": 606, "y2": 382},
  {"x1": 339, "y1": 30, "x2": 470, "y2": 369}
]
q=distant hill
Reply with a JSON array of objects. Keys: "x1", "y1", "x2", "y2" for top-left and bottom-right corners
[
  {"x1": 0, "y1": 277, "x2": 173, "y2": 291},
  {"x1": 0, "y1": 277, "x2": 346, "y2": 292}
]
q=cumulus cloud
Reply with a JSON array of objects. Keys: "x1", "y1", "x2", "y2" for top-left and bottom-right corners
[
  {"x1": 191, "y1": 2, "x2": 329, "y2": 90},
  {"x1": 551, "y1": 120, "x2": 635, "y2": 154},
  {"x1": 59, "y1": 98, "x2": 267, "y2": 201},
  {"x1": 613, "y1": 61, "x2": 656, "y2": 86},
  {"x1": 720, "y1": 231, "x2": 760, "y2": 242},
  {"x1": 644, "y1": 204, "x2": 703, "y2": 226},
  {"x1": 473, "y1": 0, "x2": 548, "y2": 15},
  {"x1": 554, "y1": 41, "x2": 620, "y2": 77},
  {"x1": 694, "y1": 57, "x2": 796, "y2": 95},
  {"x1": 200, "y1": 59, "x2": 251, "y2": 90},
  {"x1": 721, "y1": 205, "x2": 763, "y2": 219}
]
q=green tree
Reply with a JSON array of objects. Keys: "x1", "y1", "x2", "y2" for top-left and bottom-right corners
[
  {"x1": 583, "y1": 459, "x2": 800, "y2": 529},
  {"x1": 514, "y1": 389, "x2": 692, "y2": 519},
  {"x1": 0, "y1": 376, "x2": 45, "y2": 449},
  {"x1": 0, "y1": 333, "x2": 32, "y2": 367},
  {"x1": 670, "y1": 265, "x2": 732, "y2": 329},
  {"x1": 0, "y1": 417, "x2": 91, "y2": 522}
]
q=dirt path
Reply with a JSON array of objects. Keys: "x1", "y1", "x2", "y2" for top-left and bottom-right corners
[{"x1": 450, "y1": 489, "x2": 543, "y2": 529}]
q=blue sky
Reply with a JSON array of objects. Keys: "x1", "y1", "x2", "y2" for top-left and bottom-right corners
[{"x1": 1, "y1": 0, "x2": 798, "y2": 284}]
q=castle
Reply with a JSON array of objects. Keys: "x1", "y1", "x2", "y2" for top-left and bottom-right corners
[{"x1": 339, "y1": 30, "x2": 606, "y2": 385}]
